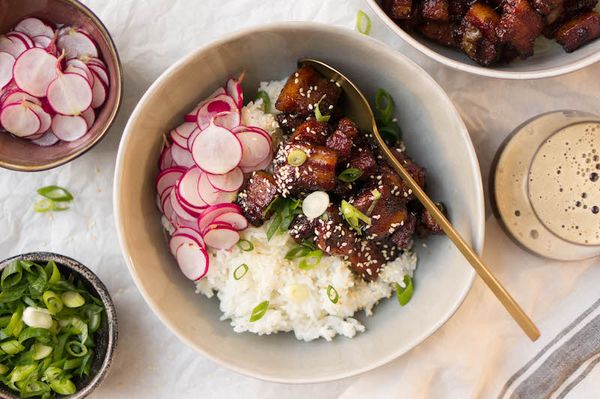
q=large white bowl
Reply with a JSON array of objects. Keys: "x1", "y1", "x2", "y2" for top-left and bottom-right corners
[
  {"x1": 114, "y1": 22, "x2": 485, "y2": 383},
  {"x1": 367, "y1": 0, "x2": 600, "y2": 79}
]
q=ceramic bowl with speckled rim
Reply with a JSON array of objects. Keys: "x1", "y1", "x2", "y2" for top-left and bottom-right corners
[
  {"x1": 0, "y1": 0, "x2": 122, "y2": 171},
  {"x1": 0, "y1": 252, "x2": 117, "y2": 399}
]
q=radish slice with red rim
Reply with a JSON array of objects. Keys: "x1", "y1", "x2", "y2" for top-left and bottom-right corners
[
  {"x1": 0, "y1": 35, "x2": 27, "y2": 58},
  {"x1": 236, "y1": 130, "x2": 272, "y2": 168},
  {"x1": 57, "y1": 28, "x2": 98, "y2": 58},
  {"x1": 89, "y1": 66, "x2": 109, "y2": 87},
  {"x1": 171, "y1": 143, "x2": 195, "y2": 168},
  {"x1": 170, "y1": 122, "x2": 198, "y2": 148},
  {"x1": 0, "y1": 52, "x2": 14, "y2": 91},
  {"x1": 30, "y1": 103, "x2": 51, "y2": 134},
  {"x1": 90, "y1": 75, "x2": 106, "y2": 109},
  {"x1": 206, "y1": 167, "x2": 244, "y2": 192},
  {"x1": 15, "y1": 18, "x2": 54, "y2": 39},
  {"x1": 47, "y1": 72, "x2": 93, "y2": 115},
  {"x1": 31, "y1": 130, "x2": 59, "y2": 146},
  {"x1": 173, "y1": 227, "x2": 205, "y2": 247},
  {"x1": 226, "y1": 78, "x2": 243, "y2": 109},
  {"x1": 197, "y1": 172, "x2": 237, "y2": 205},
  {"x1": 203, "y1": 226, "x2": 240, "y2": 250},
  {"x1": 81, "y1": 107, "x2": 95, "y2": 128},
  {"x1": 156, "y1": 166, "x2": 185, "y2": 196},
  {"x1": 32, "y1": 36, "x2": 52, "y2": 49},
  {"x1": 170, "y1": 233, "x2": 202, "y2": 256},
  {"x1": 13, "y1": 48, "x2": 59, "y2": 97},
  {"x1": 66, "y1": 59, "x2": 94, "y2": 82},
  {"x1": 190, "y1": 121, "x2": 242, "y2": 174},
  {"x1": 0, "y1": 102, "x2": 41, "y2": 137},
  {"x1": 51, "y1": 114, "x2": 88, "y2": 141},
  {"x1": 159, "y1": 146, "x2": 174, "y2": 171},
  {"x1": 196, "y1": 94, "x2": 237, "y2": 129},
  {"x1": 177, "y1": 167, "x2": 208, "y2": 209},
  {"x1": 213, "y1": 212, "x2": 248, "y2": 231},
  {"x1": 2, "y1": 91, "x2": 41, "y2": 106},
  {"x1": 175, "y1": 241, "x2": 209, "y2": 280},
  {"x1": 8, "y1": 32, "x2": 34, "y2": 49},
  {"x1": 213, "y1": 110, "x2": 241, "y2": 130},
  {"x1": 197, "y1": 203, "x2": 242, "y2": 233},
  {"x1": 169, "y1": 187, "x2": 196, "y2": 221},
  {"x1": 201, "y1": 221, "x2": 235, "y2": 235}
]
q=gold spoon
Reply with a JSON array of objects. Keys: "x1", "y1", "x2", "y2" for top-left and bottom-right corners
[{"x1": 300, "y1": 58, "x2": 540, "y2": 341}]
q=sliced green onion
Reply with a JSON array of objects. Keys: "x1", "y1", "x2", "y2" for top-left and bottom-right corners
[
  {"x1": 285, "y1": 245, "x2": 312, "y2": 260},
  {"x1": 338, "y1": 167, "x2": 363, "y2": 183},
  {"x1": 42, "y1": 291, "x2": 63, "y2": 314},
  {"x1": 1, "y1": 261, "x2": 23, "y2": 289},
  {"x1": 367, "y1": 189, "x2": 382, "y2": 215},
  {"x1": 287, "y1": 149, "x2": 307, "y2": 166},
  {"x1": 233, "y1": 264, "x2": 249, "y2": 280},
  {"x1": 0, "y1": 364, "x2": 9, "y2": 375},
  {"x1": 395, "y1": 275, "x2": 414, "y2": 306},
  {"x1": 61, "y1": 291, "x2": 85, "y2": 308},
  {"x1": 49, "y1": 378, "x2": 76, "y2": 395},
  {"x1": 66, "y1": 341, "x2": 88, "y2": 358},
  {"x1": 326, "y1": 285, "x2": 339, "y2": 304},
  {"x1": 46, "y1": 261, "x2": 61, "y2": 284},
  {"x1": 42, "y1": 366, "x2": 62, "y2": 383},
  {"x1": 255, "y1": 90, "x2": 271, "y2": 113},
  {"x1": 32, "y1": 343, "x2": 53, "y2": 360},
  {"x1": 37, "y1": 185, "x2": 73, "y2": 202},
  {"x1": 33, "y1": 198, "x2": 69, "y2": 213},
  {"x1": 356, "y1": 10, "x2": 372, "y2": 35},
  {"x1": 315, "y1": 102, "x2": 331, "y2": 123},
  {"x1": 1, "y1": 340, "x2": 24, "y2": 355},
  {"x1": 298, "y1": 250, "x2": 323, "y2": 270},
  {"x1": 375, "y1": 89, "x2": 394, "y2": 124},
  {"x1": 8, "y1": 364, "x2": 36, "y2": 383},
  {"x1": 249, "y1": 300, "x2": 269, "y2": 322},
  {"x1": 340, "y1": 200, "x2": 371, "y2": 233},
  {"x1": 236, "y1": 239, "x2": 254, "y2": 252}
]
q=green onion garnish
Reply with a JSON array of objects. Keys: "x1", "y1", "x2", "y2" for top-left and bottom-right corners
[
  {"x1": 395, "y1": 275, "x2": 414, "y2": 306},
  {"x1": 340, "y1": 200, "x2": 371, "y2": 233},
  {"x1": 249, "y1": 300, "x2": 269, "y2": 322},
  {"x1": 287, "y1": 149, "x2": 307, "y2": 166},
  {"x1": 61, "y1": 291, "x2": 85, "y2": 308},
  {"x1": 285, "y1": 242, "x2": 317, "y2": 260},
  {"x1": 37, "y1": 186, "x2": 73, "y2": 202},
  {"x1": 298, "y1": 250, "x2": 323, "y2": 270},
  {"x1": 65, "y1": 340, "x2": 88, "y2": 357},
  {"x1": 256, "y1": 90, "x2": 271, "y2": 113},
  {"x1": 42, "y1": 291, "x2": 64, "y2": 314},
  {"x1": 315, "y1": 102, "x2": 331, "y2": 123},
  {"x1": 338, "y1": 167, "x2": 363, "y2": 183},
  {"x1": 266, "y1": 198, "x2": 303, "y2": 241},
  {"x1": 374, "y1": 89, "x2": 403, "y2": 145},
  {"x1": 327, "y1": 285, "x2": 339, "y2": 304},
  {"x1": 367, "y1": 189, "x2": 382, "y2": 215},
  {"x1": 237, "y1": 239, "x2": 254, "y2": 252},
  {"x1": 356, "y1": 10, "x2": 372, "y2": 35},
  {"x1": 233, "y1": 264, "x2": 249, "y2": 280}
]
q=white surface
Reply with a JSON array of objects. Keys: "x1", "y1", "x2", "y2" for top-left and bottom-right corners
[{"x1": 0, "y1": 0, "x2": 598, "y2": 398}]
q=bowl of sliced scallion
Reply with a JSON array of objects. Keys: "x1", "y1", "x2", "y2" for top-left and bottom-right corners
[{"x1": 0, "y1": 253, "x2": 117, "y2": 399}]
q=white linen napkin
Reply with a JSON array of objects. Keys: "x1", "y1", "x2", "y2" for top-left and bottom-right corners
[{"x1": 341, "y1": 218, "x2": 600, "y2": 399}]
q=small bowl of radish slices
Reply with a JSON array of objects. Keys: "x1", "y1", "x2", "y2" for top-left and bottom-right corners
[{"x1": 0, "y1": 0, "x2": 122, "y2": 171}]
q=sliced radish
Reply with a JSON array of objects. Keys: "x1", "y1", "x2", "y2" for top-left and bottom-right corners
[
  {"x1": 0, "y1": 35, "x2": 27, "y2": 58},
  {"x1": 203, "y1": 226, "x2": 240, "y2": 250},
  {"x1": 206, "y1": 167, "x2": 244, "y2": 192},
  {"x1": 170, "y1": 233, "x2": 202, "y2": 256},
  {"x1": 177, "y1": 167, "x2": 208, "y2": 209},
  {"x1": 213, "y1": 110, "x2": 240, "y2": 130},
  {"x1": 190, "y1": 121, "x2": 242, "y2": 174},
  {"x1": 173, "y1": 227, "x2": 205, "y2": 247},
  {"x1": 8, "y1": 32, "x2": 34, "y2": 49},
  {"x1": 89, "y1": 66, "x2": 108, "y2": 87},
  {"x1": 201, "y1": 221, "x2": 235, "y2": 235},
  {"x1": 31, "y1": 130, "x2": 59, "y2": 146},
  {"x1": 237, "y1": 130, "x2": 272, "y2": 168},
  {"x1": 196, "y1": 94, "x2": 238, "y2": 129},
  {"x1": 170, "y1": 122, "x2": 198, "y2": 148},
  {"x1": 169, "y1": 187, "x2": 196, "y2": 221},
  {"x1": 0, "y1": 102, "x2": 41, "y2": 137},
  {"x1": 15, "y1": 18, "x2": 54, "y2": 39},
  {"x1": 159, "y1": 145, "x2": 174, "y2": 171},
  {"x1": 47, "y1": 72, "x2": 92, "y2": 115},
  {"x1": 51, "y1": 114, "x2": 87, "y2": 141},
  {"x1": 156, "y1": 166, "x2": 186, "y2": 196},
  {"x1": 197, "y1": 203, "x2": 242, "y2": 233},
  {"x1": 32, "y1": 35, "x2": 52, "y2": 49},
  {"x1": 197, "y1": 172, "x2": 237, "y2": 205},
  {"x1": 171, "y1": 143, "x2": 195, "y2": 168},
  {"x1": 226, "y1": 78, "x2": 243, "y2": 109},
  {"x1": 175, "y1": 241, "x2": 209, "y2": 280},
  {"x1": 66, "y1": 59, "x2": 94, "y2": 82},
  {"x1": 0, "y1": 52, "x2": 15, "y2": 90},
  {"x1": 81, "y1": 107, "x2": 95, "y2": 128},
  {"x1": 30, "y1": 103, "x2": 51, "y2": 133},
  {"x1": 57, "y1": 28, "x2": 98, "y2": 58},
  {"x1": 90, "y1": 75, "x2": 106, "y2": 109},
  {"x1": 240, "y1": 154, "x2": 272, "y2": 173},
  {"x1": 2, "y1": 91, "x2": 41, "y2": 106},
  {"x1": 13, "y1": 48, "x2": 59, "y2": 97},
  {"x1": 213, "y1": 212, "x2": 248, "y2": 231}
]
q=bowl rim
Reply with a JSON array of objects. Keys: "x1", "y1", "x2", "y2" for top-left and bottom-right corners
[
  {"x1": 113, "y1": 21, "x2": 485, "y2": 383},
  {"x1": 0, "y1": 252, "x2": 118, "y2": 398},
  {"x1": 365, "y1": 0, "x2": 600, "y2": 80},
  {"x1": 0, "y1": 0, "x2": 123, "y2": 172}
]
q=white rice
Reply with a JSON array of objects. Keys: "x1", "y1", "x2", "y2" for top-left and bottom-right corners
[{"x1": 192, "y1": 80, "x2": 418, "y2": 341}]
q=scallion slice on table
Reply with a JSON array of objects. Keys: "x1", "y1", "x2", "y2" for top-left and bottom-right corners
[
  {"x1": 249, "y1": 300, "x2": 269, "y2": 322},
  {"x1": 356, "y1": 10, "x2": 372, "y2": 35},
  {"x1": 338, "y1": 167, "x2": 363, "y2": 183},
  {"x1": 233, "y1": 264, "x2": 249, "y2": 280},
  {"x1": 34, "y1": 185, "x2": 74, "y2": 213},
  {"x1": 395, "y1": 275, "x2": 414, "y2": 306},
  {"x1": 255, "y1": 90, "x2": 271, "y2": 113},
  {"x1": 326, "y1": 285, "x2": 339, "y2": 304}
]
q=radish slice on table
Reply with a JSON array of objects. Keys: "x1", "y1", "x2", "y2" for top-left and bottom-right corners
[
  {"x1": 197, "y1": 203, "x2": 243, "y2": 233},
  {"x1": 206, "y1": 167, "x2": 244, "y2": 192},
  {"x1": 159, "y1": 146, "x2": 174, "y2": 171},
  {"x1": 156, "y1": 166, "x2": 185, "y2": 196},
  {"x1": 0, "y1": 52, "x2": 15, "y2": 90},
  {"x1": 226, "y1": 78, "x2": 243, "y2": 109},
  {"x1": 13, "y1": 48, "x2": 59, "y2": 97},
  {"x1": 47, "y1": 72, "x2": 93, "y2": 115},
  {"x1": 203, "y1": 226, "x2": 240, "y2": 250},
  {"x1": 171, "y1": 143, "x2": 195, "y2": 168},
  {"x1": 175, "y1": 241, "x2": 209, "y2": 280},
  {"x1": 177, "y1": 167, "x2": 208, "y2": 209},
  {"x1": 81, "y1": 107, "x2": 95, "y2": 128},
  {"x1": 197, "y1": 172, "x2": 237, "y2": 205},
  {"x1": 51, "y1": 114, "x2": 88, "y2": 141},
  {"x1": 0, "y1": 102, "x2": 41, "y2": 137},
  {"x1": 236, "y1": 130, "x2": 272, "y2": 168},
  {"x1": 190, "y1": 121, "x2": 242, "y2": 174},
  {"x1": 31, "y1": 130, "x2": 59, "y2": 146},
  {"x1": 15, "y1": 18, "x2": 54, "y2": 39},
  {"x1": 213, "y1": 212, "x2": 248, "y2": 231},
  {"x1": 57, "y1": 28, "x2": 98, "y2": 58}
]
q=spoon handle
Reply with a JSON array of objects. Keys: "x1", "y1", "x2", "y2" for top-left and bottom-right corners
[{"x1": 374, "y1": 130, "x2": 541, "y2": 342}]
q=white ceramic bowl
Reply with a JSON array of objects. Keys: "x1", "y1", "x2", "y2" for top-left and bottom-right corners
[
  {"x1": 367, "y1": 0, "x2": 600, "y2": 79},
  {"x1": 114, "y1": 22, "x2": 485, "y2": 383}
]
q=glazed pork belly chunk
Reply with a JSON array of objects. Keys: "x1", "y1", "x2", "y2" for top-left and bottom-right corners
[
  {"x1": 236, "y1": 171, "x2": 279, "y2": 227},
  {"x1": 384, "y1": 0, "x2": 414, "y2": 19},
  {"x1": 387, "y1": 149, "x2": 427, "y2": 200},
  {"x1": 275, "y1": 65, "x2": 342, "y2": 117},
  {"x1": 291, "y1": 119, "x2": 331, "y2": 145},
  {"x1": 325, "y1": 118, "x2": 360, "y2": 162},
  {"x1": 416, "y1": 21, "x2": 458, "y2": 47},
  {"x1": 532, "y1": 0, "x2": 565, "y2": 15},
  {"x1": 347, "y1": 239, "x2": 387, "y2": 281},
  {"x1": 346, "y1": 147, "x2": 378, "y2": 181},
  {"x1": 390, "y1": 212, "x2": 418, "y2": 250},
  {"x1": 419, "y1": 204, "x2": 446, "y2": 235},
  {"x1": 276, "y1": 113, "x2": 308, "y2": 135},
  {"x1": 459, "y1": 3, "x2": 503, "y2": 66},
  {"x1": 554, "y1": 11, "x2": 600, "y2": 51},
  {"x1": 273, "y1": 142, "x2": 338, "y2": 196},
  {"x1": 422, "y1": 0, "x2": 451, "y2": 21},
  {"x1": 498, "y1": 0, "x2": 544, "y2": 58},
  {"x1": 314, "y1": 206, "x2": 358, "y2": 257},
  {"x1": 289, "y1": 214, "x2": 318, "y2": 242}
]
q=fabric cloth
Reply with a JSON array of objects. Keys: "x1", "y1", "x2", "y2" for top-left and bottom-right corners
[{"x1": 0, "y1": 0, "x2": 598, "y2": 398}]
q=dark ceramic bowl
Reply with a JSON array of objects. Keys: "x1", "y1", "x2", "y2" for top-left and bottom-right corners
[
  {"x1": 0, "y1": 0, "x2": 122, "y2": 171},
  {"x1": 0, "y1": 252, "x2": 118, "y2": 399}
]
